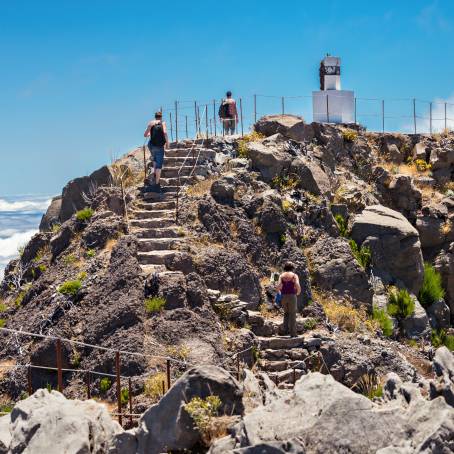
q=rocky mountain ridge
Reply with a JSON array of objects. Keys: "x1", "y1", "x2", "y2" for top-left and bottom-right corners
[{"x1": 0, "y1": 114, "x2": 454, "y2": 452}]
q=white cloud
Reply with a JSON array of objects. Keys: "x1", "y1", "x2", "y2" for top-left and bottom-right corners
[
  {"x1": 413, "y1": 95, "x2": 454, "y2": 133},
  {"x1": 0, "y1": 198, "x2": 51, "y2": 213},
  {"x1": 0, "y1": 230, "x2": 37, "y2": 258}
]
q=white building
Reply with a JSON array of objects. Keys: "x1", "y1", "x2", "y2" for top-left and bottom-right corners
[{"x1": 312, "y1": 56, "x2": 355, "y2": 124}]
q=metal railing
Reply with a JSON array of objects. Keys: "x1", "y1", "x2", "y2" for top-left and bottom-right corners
[
  {"x1": 154, "y1": 94, "x2": 454, "y2": 138},
  {"x1": 0, "y1": 326, "x2": 251, "y2": 426}
]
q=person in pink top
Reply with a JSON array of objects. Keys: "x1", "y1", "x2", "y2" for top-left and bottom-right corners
[{"x1": 277, "y1": 262, "x2": 301, "y2": 337}]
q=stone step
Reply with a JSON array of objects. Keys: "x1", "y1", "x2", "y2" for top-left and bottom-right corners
[
  {"x1": 138, "y1": 238, "x2": 182, "y2": 252},
  {"x1": 141, "y1": 190, "x2": 177, "y2": 202},
  {"x1": 161, "y1": 166, "x2": 203, "y2": 178},
  {"x1": 261, "y1": 359, "x2": 307, "y2": 373},
  {"x1": 137, "y1": 250, "x2": 176, "y2": 265},
  {"x1": 165, "y1": 149, "x2": 215, "y2": 160},
  {"x1": 140, "y1": 264, "x2": 167, "y2": 275},
  {"x1": 257, "y1": 336, "x2": 306, "y2": 350},
  {"x1": 131, "y1": 209, "x2": 175, "y2": 220},
  {"x1": 133, "y1": 227, "x2": 183, "y2": 239},
  {"x1": 135, "y1": 200, "x2": 176, "y2": 211},
  {"x1": 269, "y1": 368, "x2": 305, "y2": 385},
  {"x1": 163, "y1": 156, "x2": 198, "y2": 166},
  {"x1": 159, "y1": 176, "x2": 194, "y2": 187},
  {"x1": 130, "y1": 218, "x2": 175, "y2": 229}
]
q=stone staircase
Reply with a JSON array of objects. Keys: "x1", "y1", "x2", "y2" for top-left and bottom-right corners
[
  {"x1": 247, "y1": 310, "x2": 328, "y2": 389},
  {"x1": 129, "y1": 142, "x2": 214, "y2": 275}
]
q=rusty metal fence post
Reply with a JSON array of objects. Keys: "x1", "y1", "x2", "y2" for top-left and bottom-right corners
[
  {"x1": 86, "y1": 372, "x2": 91, "y2": 399},
  {"x1": 413, "y1": 98, "x2": 416, "y2": 134},
  {"x1": 128, "y1": 378, "x2": 133, "y2": 426},
  {"x1": 354, "y1": 97, "x2": 357, "y2": 124},
  {"x1": 185, "y1": 115, "x2": 188, "y2": 138},
  {"x1": 194, "y1": 101, "x2": 198, "y2": 133},
  {"x1": 213, "y1": 99, "x2": 217, "y2": 136},
  {"x1": 27, "y1": 365, "x2": 32, "y2": 396},
  {"x1": 116, "y1": 351, "x2": 122, "y2": 426},
  {"x1": 381, "y1": 100, "x2": 385, "y2": 133},
  {"x1": 240, "y1": 98, "x2": 244, "y2": 136},
  {"x1": 254, "y1": 94, "x2": 257, "y2": 123},
  {"x1": 56, "y1": 338, "x2": 63, "y2": 392},
  {"x1": 281, "y1": 96, "x2": 285, "y2": 116},
  {"x1": 430, "y1": 102, "x2": 433, "y2": 135},
  {"x1": 205, "y1": 105, "x2": 208, "y2": 139},
  {"x1": 445, "y1": 102, "x2": 448, "y2": 131},
  {"x1": 166, "y1": 359, "x2": 171, "y2": 390},
  {"x1": 169, "y1": 112, "x2": 174, "y2": 142},
  {"x1": 175, "y1": 101, "x2": 178, "y2": 143}
]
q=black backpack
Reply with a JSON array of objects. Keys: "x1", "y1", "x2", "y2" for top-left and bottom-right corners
[
  {"x1": 149, "y1": 122, "x2": 166, "y2": 147},
  {"x1": 219, "y1": 101, "x2": 232, "y2": 119}
]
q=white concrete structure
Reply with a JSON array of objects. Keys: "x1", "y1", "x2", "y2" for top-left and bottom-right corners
[{"x1": 312, "y1": 56, "x2": 355, "y2": 124}]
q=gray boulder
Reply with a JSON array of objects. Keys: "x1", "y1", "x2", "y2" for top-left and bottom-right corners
[
  {"x1": 430, "y1": 346, "x2": 454, "y2": 407},
  {"x1": 211, "y1": 174, "x2": 237, "y2": 204},
  {"x1": 308, "y1": 237, "x2": 373, "y2": 306},
  {"x1": 254, "y1": 115, "x2": 304, "y2": 137},
  {"x1": 0, "y1": 389, "x2": 123, "y2": 454},
  {"x1": 212, "y1": 372, "x2": 454, "y2": 453},
  {"x1": 400, "y1": 298, "x2": 430, "y2": 339},
  {"x1": 351, "y1": 205, "x2": 424, "y2": 294},
  {"x1": 60, "y1": 165, "x2": 113, "y2": 222},
  {"x1": 430, "y1": 146, "x2": 454, "y2": 184},
  {"x1": 39, "y1": 196, "x2": 62, "y2": 231},
  {"x1": 135, "y1": 366, "x2": 243, "y2": 454},
  {"x1": 247, "y1": 139, "x2": 292, "y2": 182},
  {"x1": 427, "y1": 299, "x2": 451, "y2": 330},
  {"x1": 435, "y1": 244, "x2": 454, "y2": 315},
  {"x1": 50, "y1": 223, "x2": 74, "y2": 258},
  {"x1": 290, "y1": 157, "x2": 332, "y2": 197},
  {"x1": 412, "y1": 142, "x2": 429, "y2": 161}
]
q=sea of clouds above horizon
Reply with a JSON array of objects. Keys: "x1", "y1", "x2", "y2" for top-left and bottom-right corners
[{"x1": 0, "y1": 195, "x2": 51, "y2": 281}]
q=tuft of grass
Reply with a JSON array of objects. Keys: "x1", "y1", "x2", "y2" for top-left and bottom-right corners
[
  {"x1": 99, "y1": 377, "x2": 112, "y2": 394},
  {"x1": 184, "y1": 395, "x2": 222, "y2": 446},
  {"x1": 281, "y1": 199, "x2": 294, "y2": 213},
  {"x1": 372, "y1": 307, "x2": 393, "y2": 337},
  {"x1": 58, "y1": 280, "x2": 82, "y2": 297},
  {"x1": 120, "y1": 387, "x2": 129, "y2": 406},
  {"x1": 0, "y1": 403, "x2": 13, "y2": 414},
  {"x1": 349, "y1": 239, "x2": 371, "y2": 269},
  {"x1": 0, "y1": 302, "x2": 7, "y2": 313},
  {"x1": 413, "y1": 159, "x2": 431, "y2": 172},
  {"x1": 342, "y1": 129, "x2": 358, "y2": 143},
  {"x1": 51, "y1": 223, "x2": 61, "y2": 234},
  {"x1": 14, "y1": 289, "x2": 27, "y2": 307},
  {"x1": 38, "y1": 264, "x2": 47, "y2": 273},
  {"x1": 431, "y1": 329, "x2": 454, "y2": 351},
  {"x1": 279, "y1": 234, "x2": 287, "y2": 246},
  {"x1": 86, "y1": 248, "x2": 96, "y2": 258},
  {"x1": 353, "y1": 373, "x2": 383, "y2": 400},
  {"x1": 63, "y1": 254, "x2": 78, "y2": 266},
  {"x1": 237, "y1": 131, "x2": 265, "y2": 158},
  {"x1": 144, "y1": 372, "x2": 167, "y2": 400},
  {"x1": 387, "y1": 288, "x2": 415, "y2": 319},
  {"x1": 418, "y1": 263, "x2": 445, "y2": 308},
  {"x1": 271, "y1": 174, "x2": 300, "y2": 192},
  {"x1": 144, "y1": 297, "x2": 166, "y2": 314},
  {"x1": 0, "y1": 319, "x2": 6, "y2": 328},
  {"x1": 166, "y1": 345, "x2": 191, "y2": 361},
  {"x1": 77, "y1": 271, "x2": 87, "y2": 281},
  {"x1": 334, "y1": 214, "x2": 348, "y2": 237},
  {"x1": 303, "y1": 318, "x2": 317, "y2": 330},
  {"x1": 75, "y1": 207, "x2": 94, "y2": 222}
]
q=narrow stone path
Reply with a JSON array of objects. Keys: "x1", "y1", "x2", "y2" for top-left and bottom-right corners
[{"x1": 129, "y1": 142, "x2": 213, "y2": 275}]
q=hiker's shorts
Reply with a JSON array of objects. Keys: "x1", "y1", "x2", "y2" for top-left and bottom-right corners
[{"x1": 149, "y1": 144, "x2": 165, "y2": 169}]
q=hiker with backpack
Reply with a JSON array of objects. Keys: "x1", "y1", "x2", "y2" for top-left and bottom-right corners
[
  {"x1": 218, "y1": 91, "x2": 238, "y2": 135},
  {"x1": 276, "y1": 262, "x2": 301, "y2": 337},
  {"x1": 143, "y1": 111, "x2": 169, "y2": 191}
]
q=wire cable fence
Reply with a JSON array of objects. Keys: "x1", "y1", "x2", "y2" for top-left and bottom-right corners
[
  {"x1": 154, "y1": 94, "x2": 454, "y2": 140},
  {"x1": 0, "y1": 326, "x2": 252, "y2": 427}
]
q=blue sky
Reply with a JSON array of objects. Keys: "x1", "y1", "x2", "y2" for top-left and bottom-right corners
[{"x1": 0, "y1": 0, "x2": 453, "y2": 196}]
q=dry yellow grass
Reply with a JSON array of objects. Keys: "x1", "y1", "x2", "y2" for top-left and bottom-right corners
[
  {"x1": 314, "y1": 289, "x2": 377, "y2": 333},
  {"x1": 0, "y1": 360, "x2": 15, "y2": 380},
  {"x1": 144, "y1": 372, "x2": 167, "y2": 400},
  {"x1": 379, "y1": 161, "x2": 430, "y2": 178},
  {"x1": 440, "y1": 220, "x2": 452, "y2": 236},
  {"x1": 186, "y1": 177, "x2": 218, "y2": 197}
]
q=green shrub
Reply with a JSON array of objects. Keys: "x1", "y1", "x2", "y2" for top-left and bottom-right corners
[
  {"x1": 120, "y1": 387, "x2": 129, "y2": 406},
  {"x1": 334, "y1": 214, "x2": 348, "y2": 237},
  {"x1": 99, "y1": 377, "x2": 112, "y2": 393},
  {"x1": 349, "y1": 239, "x2": 371, "y2": 269},
  {"x1": 353, "y1": 373, "x2": 382, "y2": 400},
  {"x1": 184, "y1": 395, "x2": 221, "y2": 437},
  {"x1": 86, "y1": 248, "x2": 96, "y2": 258},
  {"x1": 0, "y1": 403, "x2": 13, "y2": 413},
  {"x1": 372, "y1": 307, "x2": 393, "y2": 337},
  {"x1": 63, "y1": 254, "x2": 77, "y2": 266},
  {"x1": 431, "y1": 329, "x2": 454, "y2": 351},
  {"x1": 342, "y1": 129, "x2": 358, "y2": 142},
  {"x1": 144, "y1": 297, "x2": 166, "y2": 314},
  {"x1": 77, "y1": 271, "x2": 87, "y2": 281},
  {"x1": 303, "y1": 318, "x2": 317, "y2": 330},
  {"x1": 387, "y1": 288, "x2": 415, "y2": 319},
  {"x1": 0, "y1": 302, "x2": 6, "y2": 313},
  {"x1": 58, "y1": 280, "x2": 82, "y2": 297},
  {"x1": 14, "y1": 290, "x2": 27, "y2": 307},
  {"x1": 419, "y1": 263, "x2": 445, "y2": 307},
  {"x1": 75, "y1": 207, "x2": 94, "y2": 222},
  {"x1": 38, "y1": 264, "x2": 47, "y2": 273},
  {"x1": 0, "y1": 319, "x2": 6, "y2": 328}
]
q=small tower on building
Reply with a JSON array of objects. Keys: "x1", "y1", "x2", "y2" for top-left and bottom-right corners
[{"x1": 313, "y1": 55, "x2": 354, "y2": 124}]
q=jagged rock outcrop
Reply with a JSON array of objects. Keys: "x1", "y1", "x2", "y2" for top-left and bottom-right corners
[
  {"x1": 435, "y1": 244, "x2": 454, "y2": 315},
  {"x1": 430, "y1": 346, "x2": 454, "y2": 407},
  {"x1": 254, "y1": 114, "x2": 304, "y2": 137},
  {"x1": 210, "y1": 372, "x2": 454, "y2": 454},
  {"x1": 290, "y1": 156, "x2": 332, "y2": 197},
  {"x1": 308, "y1": 237, "x2": 373, "y2": 306},
  {"x1": 351, "y1": 205, "x2": 424, "y2": 294},
  {"x1": 39, "y1": 196, "x2": 62, "y2": 231},
  {"x1": 0, "y1": 389, "x2": 123, "y2": 454}
]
